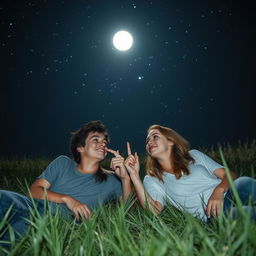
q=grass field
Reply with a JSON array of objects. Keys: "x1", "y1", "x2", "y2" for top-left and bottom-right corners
[{"x1": 0, "y1": 141, "x2": 256, "y2": 255}]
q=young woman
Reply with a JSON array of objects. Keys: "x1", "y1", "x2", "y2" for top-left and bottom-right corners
[{"x1": 124, "y1": 125, "x2": 256, "y2": 221}]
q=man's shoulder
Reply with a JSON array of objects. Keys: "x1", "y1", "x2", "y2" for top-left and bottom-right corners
[
  {"x1": 55, "y1": 155, "x2": 72, "y2": 160},
  {"x1": 101, "y1": 167, "x2": 115, "y2": 175},
  {"x1": 53, "y1": 155, "x2": 73, "y2": 163},
  {"x1": 48, "y1": 155, "x2": 74, "y2": 170},
  {"x1": 106, "y1": 171, "x2": 121, "y2": 184},
  {"x1": 101, "y1": 168, "x2": 122, "y2": 186}
]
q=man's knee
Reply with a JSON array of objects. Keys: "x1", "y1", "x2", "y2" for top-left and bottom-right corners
[
  {"x1": 0, "y1": 190, "x2": 31, "y2": 216},
  {"x1": 0, "y1": 190, "x2": 15, "y2": 219},
  {"x1": 0, "y1": 190, "x2": 15, "y2": 206}
]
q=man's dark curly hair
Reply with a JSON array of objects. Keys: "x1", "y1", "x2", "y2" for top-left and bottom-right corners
[
  {"x1": 70, "y1": 120, "x2": 109, "y2": 163},
  {"x1": 70, "y1": 121, "x2": 110, "y2": 183}
]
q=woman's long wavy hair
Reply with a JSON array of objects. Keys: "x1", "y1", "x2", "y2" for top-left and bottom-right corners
[{"x1": 146, "y1": 125, "x2": 195, "y2": 181}]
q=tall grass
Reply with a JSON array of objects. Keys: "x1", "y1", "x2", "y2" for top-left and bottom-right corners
[{"x1": 0, "y1": 141, "x2": 256, "y2": 255}]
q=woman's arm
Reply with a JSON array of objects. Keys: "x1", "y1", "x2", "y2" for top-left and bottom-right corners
[
  {"x1": 129, "y1": 170, "x2": 163, "y2": 213},
  {"x1": 206, "y1": 168, "x2": 237, "y2": 217},
  {"x1": 124, "y1": 142, "x2": 163, "y2": 213},
  {"x1": 213, "y1": 168, "x2": 238, "y2": 192}
]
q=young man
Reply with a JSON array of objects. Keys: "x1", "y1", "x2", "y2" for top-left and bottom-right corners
[{"x1": 0, "y1": 120, "x2": 132, "y2": 244}]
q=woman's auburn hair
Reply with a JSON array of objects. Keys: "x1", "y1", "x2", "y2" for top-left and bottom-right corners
[{"x1": 146, "y1": 125, "x2": 195, "y2": 181}]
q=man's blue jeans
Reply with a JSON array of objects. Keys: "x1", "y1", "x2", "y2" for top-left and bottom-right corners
[
  {"x1": 0, "y1": 190, "x2": 69, "y2": 243},
  {"x1": 224, "y1": 176, "x2": 256, "y2": 218}
]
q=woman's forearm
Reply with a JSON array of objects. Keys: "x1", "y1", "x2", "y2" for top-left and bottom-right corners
[
  {"x1": 130, "y1": 174, "x2": 163, "y2": 213},
  {"x1": 120, "y1": 177, "x2": 133, "y2": 201},
  {"x1": 215, "y1": 170, "x2": 238, "y2": 193}
]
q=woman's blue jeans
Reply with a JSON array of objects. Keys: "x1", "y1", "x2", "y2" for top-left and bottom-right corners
[
  {"x1": 224, "y1": 176, "x2": 256, "y2": 218},
  {"x1": 0, "y1": 190, "x2": 69, "y2": 244}
]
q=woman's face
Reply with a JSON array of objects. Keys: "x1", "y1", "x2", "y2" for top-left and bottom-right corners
[{"x1": 146, "y1": 129, "x2": 173, "y2": 158}]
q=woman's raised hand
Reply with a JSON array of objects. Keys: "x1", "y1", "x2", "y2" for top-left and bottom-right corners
[{"x1": 124, "y1": 142, "x2": 140, "y2": 176}]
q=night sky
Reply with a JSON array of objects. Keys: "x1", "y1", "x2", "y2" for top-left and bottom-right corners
[{"x1": 1, "y1": 0, "x2": 255, "y2": 157}]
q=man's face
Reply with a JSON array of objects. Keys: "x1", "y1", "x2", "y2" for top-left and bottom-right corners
[{"x1": 78, "y1": 132, "x2": 108, "y2": 161}]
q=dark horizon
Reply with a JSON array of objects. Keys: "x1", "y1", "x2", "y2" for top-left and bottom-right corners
[{"x1": 1, "y1": 0, "x2": 255, "y2": 158}]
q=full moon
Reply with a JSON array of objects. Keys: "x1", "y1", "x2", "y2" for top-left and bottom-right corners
[{"x1": 113, "y1": 31, "x2": 133, "y2": 51}]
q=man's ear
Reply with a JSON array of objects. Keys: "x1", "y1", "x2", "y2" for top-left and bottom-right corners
[{"x1": 77, "y1": 146, "x2": 84, "y2": 153}]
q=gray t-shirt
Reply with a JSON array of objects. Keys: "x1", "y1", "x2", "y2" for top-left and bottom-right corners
[
  {"x1": 143, "y1": 149, "x2": 224, "y2": 221},
  {"x1": 38, "y1": 155, "x2": 122, "y2": 213}
]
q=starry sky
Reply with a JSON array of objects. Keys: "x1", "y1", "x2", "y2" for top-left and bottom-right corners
[{"x1": 1, "y1": 0, "x2": 255, "y2": 157}]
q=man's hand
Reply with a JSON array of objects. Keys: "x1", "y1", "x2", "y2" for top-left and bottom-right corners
[
  {"x1": 106, "y1": 147, "x2": 128, "y2": 180},
  {"x1": 124, "y1": 142, "x2": 140, "y2": 177},
  {"x1": 206, "y1": 187, "x2": 225, "y2": 218},
  {"x1": 62, "y1": 196, "x2": 91, "y2": 221}
]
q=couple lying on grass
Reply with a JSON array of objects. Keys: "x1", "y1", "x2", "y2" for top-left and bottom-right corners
[{"x1": 1, "y1": 120, "x2": 256, "y2": 245}]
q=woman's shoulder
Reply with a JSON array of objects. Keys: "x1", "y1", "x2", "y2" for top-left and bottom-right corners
[
  {"x1": 189, "y1": 149, "x2": 204, "y2": 159},
  {"x1": 143, "y1": 174, "x2": 162, "y2": 184},
  {"x1": 189, "y1": 149, "x2": 201, "y2": 155},
  {"x1": 188, "y1": 149, "x2": 209, "y2": 165}
]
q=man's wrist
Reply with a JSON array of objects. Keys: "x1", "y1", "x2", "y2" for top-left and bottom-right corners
[{"x1": 61, "y1": 195, "x2": 71, "y2": 204}]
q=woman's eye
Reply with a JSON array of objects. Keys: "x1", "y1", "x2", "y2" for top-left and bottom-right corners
[{"x1": 153, "y1": 135, "x2": 158, "y2": 140}]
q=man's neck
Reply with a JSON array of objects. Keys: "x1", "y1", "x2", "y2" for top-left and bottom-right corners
[{"x1": 76, "y1": 157, "x2": 100, "y2": 174}]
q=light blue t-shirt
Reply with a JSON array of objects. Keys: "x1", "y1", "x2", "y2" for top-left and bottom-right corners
[
  {"x1": 143, "y1": 150, "x2": 224, "y2": 221},
  {"x1": 38, "y1": 155, "x2": 122, "y2": 213}
]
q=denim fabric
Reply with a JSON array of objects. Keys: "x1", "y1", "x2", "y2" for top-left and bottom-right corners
[
  {"x1": 0, "y1": 190, "x2": 70, "y2": 243},
  {"x1": 224, "y1": 176, "x2": 256, "y2": 218}
]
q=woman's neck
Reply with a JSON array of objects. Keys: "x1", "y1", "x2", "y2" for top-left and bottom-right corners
[
  {"x1": 160, "y1": 162, "x2": 174, "y2": 174},
  {"x1": 157, "y1": 154, "x2": 174, "y2": 174}
]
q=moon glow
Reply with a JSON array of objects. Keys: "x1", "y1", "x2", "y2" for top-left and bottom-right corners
[{"x1": 113, "y1": 31, "x2": 133, "y2": 51}]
